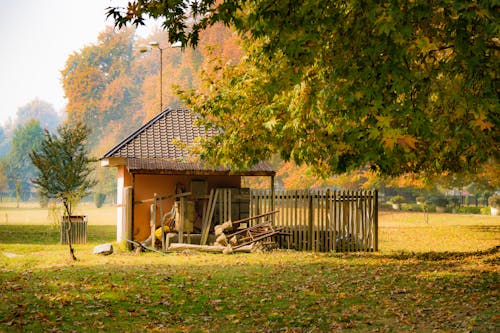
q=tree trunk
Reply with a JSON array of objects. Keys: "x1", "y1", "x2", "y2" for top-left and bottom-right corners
[{"x1": 63, "y1": 200, "x2": 77, "y2": 261}]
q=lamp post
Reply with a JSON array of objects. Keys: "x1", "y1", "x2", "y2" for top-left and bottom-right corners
[{"x1": 139, "y1": 41, "x2": 182, "y2": 112}]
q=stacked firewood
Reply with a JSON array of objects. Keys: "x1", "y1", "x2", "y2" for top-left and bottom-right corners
[{"x1": 168, "y1": 211, "x2": 287, "y2": 254}]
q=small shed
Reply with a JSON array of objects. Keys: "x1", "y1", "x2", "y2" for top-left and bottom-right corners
[{"x1": 101, "y1": 108, "x2": 275, "y2": 244}]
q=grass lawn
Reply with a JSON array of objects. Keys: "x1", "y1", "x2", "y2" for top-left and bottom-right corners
[{"x1": 0, "y1": 204, "x2": 498, "y2": 332}]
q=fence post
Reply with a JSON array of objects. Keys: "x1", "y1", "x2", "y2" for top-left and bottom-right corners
[
  {"x1": 326, "y1": 189, "x2": 331, "y2": 251},
  {"x1": 308, "y1": 192, "x2": 313, "y2": 251},
  {"x1": 374, "y1": 190, "x2": 378, "y2": 251}
]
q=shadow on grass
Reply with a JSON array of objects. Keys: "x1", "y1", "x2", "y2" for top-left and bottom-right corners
[
  {"x1": 0, "y1": 225, "x2": 115, "y2": 245},
  {"x1": 385, "y1": 246, "x2": 498, "y2": 261},
  {"x1": 334, "y1": 246, "x2": 499, "y2": 261},
  {"x1": 461, "y1": 225, "x2": 500, "y2": 233}
]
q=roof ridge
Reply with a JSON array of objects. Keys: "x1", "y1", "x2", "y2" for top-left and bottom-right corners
[{"x1": 102, "y1": 107, "x2": 188, "y2": 158}]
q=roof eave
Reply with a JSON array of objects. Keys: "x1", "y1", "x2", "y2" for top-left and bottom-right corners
[
  {"x1": 100, "y1": 157, "x2": 127, "y2": 167},
  {"x1": 128, "y1": 168, "x2": 276, "y2": 177}
]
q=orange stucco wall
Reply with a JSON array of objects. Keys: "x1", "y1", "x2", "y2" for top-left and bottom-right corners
[{"x1": 131, "y1": 173, "x2": 241, "y2": 242}]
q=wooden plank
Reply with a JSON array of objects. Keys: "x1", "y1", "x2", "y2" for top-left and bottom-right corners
[
  {"x1": 365, "y1": 191, "x2": 370, "y2": 251},
  {"x1": 150, "y1": 193, "x2": 157, "y2": 249},
  {"x1": 299, "y1": 191, "x2": 305, "y2": 251},
  {"x1": 135, "y1": 192, "x2": 191, "y2": 204},
  {"x1": 358, "y1": 191, "x2": 366, "y2": 251},
  {"x1": 159, "y1": 195, "x2": 165, "y2": 251},
  {"x1": 350, "y1": 192, "x2": 354, "y2": 252},
  {"x1": 228, "y1": 189, "x2": 232, "y2": 222},
  {"x1": 341, "y1": 191, "x2": 345, "y2": 252},
  {"x1": 319, "y1": 191, "x2": 324, "y2": 251},
  {"x1": 308, "y1": 192, "x2": 313, "y2": 251},
  {"x1": 178, "y1": 197, "x2": 184, "y2": 244},
  {"x1": 333, "y1": 190, "x2": 337, "y2": 252},
  {"x1": 326, "y1": 189, "x2": 332, "y2": 252},
  {"x1": 202, "y1": 188, "x2": 219, "y2": 245},
  {"x1": 200, "y1": 189, "x2": 214, "y2": 245}
]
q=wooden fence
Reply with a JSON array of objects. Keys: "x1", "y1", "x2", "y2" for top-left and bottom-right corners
[
  {"x1": 249, "y1": 190, "x2": 378, "y2": 252},
  {"x1": 60, "y1": 215, "x2": 88, "y2": 245}
]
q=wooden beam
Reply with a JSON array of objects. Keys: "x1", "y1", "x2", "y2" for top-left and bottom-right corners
[
  {"x1": 135, "y1": 192, "x2": 191, "y2": 204},
  {"x1": 168, "y1": 243, "x2": 254, "y2": 253}
]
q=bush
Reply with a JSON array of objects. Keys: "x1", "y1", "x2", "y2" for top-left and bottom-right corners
[
  {"x1": 449, "y1": 196, "x2": 460, "y2": 207},
  {"x1": 456, "y1": 206, "x2": 482, "y2": 214},
  {"x1": 415, "y1": 196, "x2": 425, "y2": 204},
  {"x1": 480, "y1": 206, "x2": 491, "y2": 215},
  {"x1": 390, "y1": 195, "x2": 405, "y2": 204},
  {"x1": 401, "y1": 203, "x2": 425, "y2": 212},
  {"x1": 94, "y1": 192, "x2": 106, "y2": 208},
  {"x1": 378, "y1": 202, "x2": 392, "y2": 210},
  {"x1": 427, "y1": 195, "x2": 448, "y2": 207},
  {"x1": 488, "y1": 195, "x2": 500, "y2": 208}
]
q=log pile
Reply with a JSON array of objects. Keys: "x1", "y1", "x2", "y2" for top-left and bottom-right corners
[
  {"x1": 167, "y1": 210, "x2": 288, "y2": 254},
  {"x1": 217, "y1": 221, "x2": 288, "y2": 251},
  {"x1": 213, "y1": 211, "x2": 289, "y2": 253}
]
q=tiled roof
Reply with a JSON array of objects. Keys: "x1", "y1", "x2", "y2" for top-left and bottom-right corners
[
  {"x1": 103, "y1": 108, "x2": 218, "y2": 159},
  {"x1": 102, "y1": 108, "x2": 275, "y2": 176}
]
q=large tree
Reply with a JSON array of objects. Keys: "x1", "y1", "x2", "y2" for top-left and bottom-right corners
[
  {"x1": 3, "y1": 119, "x2": 45, "y2": 202},
  {"x1": 109, "y1": 0, "x2": 499, "y2": 177},
  {"x1": 61, "y1": 27, "x2": 142, "y2": 146}
]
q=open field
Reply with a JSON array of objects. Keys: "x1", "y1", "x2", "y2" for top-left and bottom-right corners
[
  {"x1": 0, "y1": 204, "x2": 498, "y2": 332},
  {"x1": 0, "y1": 202, "x2": 117, "y2": 226}
]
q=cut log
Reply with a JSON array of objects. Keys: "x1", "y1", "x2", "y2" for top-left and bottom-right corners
[
  {"x1": 215, "y1": 233, "x2": 228, "y2": 246},
  {"x1": 214, "y1": 221, "x2": 232, "y2": 237},
  {"x1": 229, "y1": 236, "x2": 238, "y2": 246},
  {"x1": 168, "y1": 243, "x2": 253, "y2": 253}
]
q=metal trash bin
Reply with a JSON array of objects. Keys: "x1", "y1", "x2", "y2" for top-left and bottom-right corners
[{"x1": 60, "y1": 215, "x2": 88, "y2": 244}]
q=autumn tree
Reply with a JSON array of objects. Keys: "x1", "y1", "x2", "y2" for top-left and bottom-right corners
[
  {"x1": 109, "y1": 0, "x2": 499, "y2": 178},
  {"x1": 61, "y1": 27, "x2": 143, "y2": 147},
  {"x1": 30, "y1": 121, "x2": 96, "y2": 261}
]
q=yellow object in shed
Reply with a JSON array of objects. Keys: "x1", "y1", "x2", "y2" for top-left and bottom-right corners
[{"x1": 155, "y1": 226, "x2": 171, "y2": 240}]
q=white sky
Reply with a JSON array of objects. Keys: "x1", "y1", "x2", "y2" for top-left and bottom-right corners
[{"x1": 0, "y1": 0, "x2": 152, "y2": 127}]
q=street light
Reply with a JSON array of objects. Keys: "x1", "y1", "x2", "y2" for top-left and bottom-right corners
[{"x1": 139, "y1": 41, "x2": 182, "y2": 112}]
